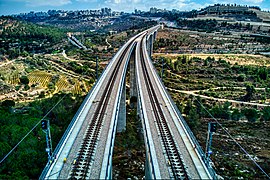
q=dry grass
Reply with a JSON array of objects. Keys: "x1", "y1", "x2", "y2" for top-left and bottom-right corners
[
  {"x1": 252, "y1": 9, "x2": 270, "y2": 21},
  {"x1": 153, "y1": 53, "x2": 270, "y2": 66}
]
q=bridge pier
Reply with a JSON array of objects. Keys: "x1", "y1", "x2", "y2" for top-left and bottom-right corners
[
  {"x1": 150, "y1": 34, "x2": 153, "y2": 57},
  {"x1": 146, "y1": 38, "x2": 149, "y2": 56},
  {"x1": 117, "y1": 76, "x2": 126, "y2": 132},
  {"x1": 146, "y1": 34, "x2": 154, "y2": 57},
  {"x1": 153, "y1": 31, "x2": 157, "y2": 40},
  {"x1": 130, "y1": 47, "x2": 137, "y2": 109}
]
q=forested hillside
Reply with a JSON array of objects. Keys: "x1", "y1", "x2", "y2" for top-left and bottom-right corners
[
  {"x1": 0, "y1": 17, "x2": 66, "y2": 57},
  {"x1": 0, "y1": 94, "x2": 84, "y2": 179}
]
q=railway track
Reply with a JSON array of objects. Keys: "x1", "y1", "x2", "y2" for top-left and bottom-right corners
[
  {"x1": 139, "y1": 37, "x2": 190, "y2": 179},
  {"x1": 68, "y1": 39, "x2": 136, "y2": 179}
]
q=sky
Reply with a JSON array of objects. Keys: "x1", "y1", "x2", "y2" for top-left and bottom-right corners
[{"x1": 0, "y1": 0, "x2": 269, "y2": 15}]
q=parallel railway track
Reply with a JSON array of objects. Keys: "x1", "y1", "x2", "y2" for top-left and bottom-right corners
[
  {"x1": 139, "y1": 37, "x2": 189, "y2": 179},
  {"x1": 40, "y1": 26, "x2": 213, "y2": 180}
]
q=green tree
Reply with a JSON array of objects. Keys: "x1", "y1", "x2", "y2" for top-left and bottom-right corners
[
  {"x1": 222, "y1": 101, "x2": 231, "y2": 119},
  {"x1": 231, "y1": 109, "x2": 243, "y2": 121},
  {"x1": 257, "y1": 67, "x2": 268, "y2": 80},
  {"x1": 19, "y1": 75, "x2": 29, "y2": 85},
  {"x1": 237, "y1": 74, "x2": 246, "y2": 82},
  {"x1": 184, "y1": 99, "x2": 193, "y2": 115},
  {"x1": 210, "y1": 101, "x2": 231, "y2": 120},
  {"x1": 243, "y1": 108, "x2": 260, "y2": 122},
  {"x1": 1, "y1": 100, "x2": 15, "y2": 107},
  {"x1": 204, "y1": 59, "x2": 208, "y2": 66},
  {"x1": 262, "y1": 107, "x2": 270, "y2": 121},
  {"x1": 187, "y1": 107, "x2": 200, "y2": 130},
  {"x1": 244, "y1": 83, "x2": 255, "y2": 102}
]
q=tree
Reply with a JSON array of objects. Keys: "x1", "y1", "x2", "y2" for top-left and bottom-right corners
[
  {"x1": 210, "y1": 101, "x2": 231, "y2": 120},
  {"x1": 19, "y1": 75, "x2": 29, "y2": 85},
  {"x1": 243, "y1": 108, "x2": 260, "y2": 122},
  {"x1": 231, "y1": 109, "x2": 242, "y2": 121},
  {"x1": 187, "y1": 107, "x2": 200, "y2": 130},
  {"x1": 1, "y1": 100, "x2": 15, "y2": 107},
  {"x1": 237, "y1": 74, "x2": 246, "y2": 82},
  {"x1": 257, "y1": 67, "x2": 268, "y2": 80},
  {"x1": 184, "y1": 99, "x2": 193, "y2": 115},
  {"x1": 204, "y1": 59, "x2": 208, "y2": 66},
  {"x1": 262, "y1": 107, "x2": 270, "y2": 121},
  {"x1": 244, "y1": 83, "x2": 255, "y2": 102},
  {"x1": 222, "y1": 101, "x2": 231, "y2": 119}
]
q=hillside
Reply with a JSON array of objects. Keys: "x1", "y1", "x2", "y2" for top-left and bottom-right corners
[
  {"x1": 152, "y1": 27, "x2": 270, "y2": 179},
  {"x1": 252, "y1": 9, "x2": 270, "y2": 22},
  {"x1": 0, "y1": 17, "x2": 66, "y2": 57}
]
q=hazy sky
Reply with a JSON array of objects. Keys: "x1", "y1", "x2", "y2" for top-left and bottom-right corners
[{"x1": 0, "y1": 0, "x2": 269, "y2": 15}]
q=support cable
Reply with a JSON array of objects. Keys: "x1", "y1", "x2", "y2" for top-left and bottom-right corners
[
  {"x1": 193, "y1": 97, "x2": 270, "y2": 179},
  {"x1": 0, "y1": 94, "x2": 67, "y2": 165}
]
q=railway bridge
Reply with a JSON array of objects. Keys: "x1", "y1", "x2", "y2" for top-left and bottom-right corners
[{"x1": 40, "y1": 25, "x2": 216, "y2": 179}]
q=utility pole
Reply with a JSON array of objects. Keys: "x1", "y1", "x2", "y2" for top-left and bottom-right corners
[
  {"x1": 205, "y1": 122, "x2": 217, "y2": 167},
  {"x1": 41, "y1": 119, "x2": 53, "y2": 163},
  {"x1": 96, "y1": 56, "x2": 99, "y2": 80}
]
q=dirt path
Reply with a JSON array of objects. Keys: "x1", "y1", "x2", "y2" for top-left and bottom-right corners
[
  {"x1": 48, "y1": 60, "x2": 93, "y2": 81},
  {"x1": 62, "y1": 50, "x2": 75, "y2": 61},
  {"x1": 105, "y1": 38, "x2": 112, "y2": 48},
  {"x1": 0, "y1": 57, "x2": 16, "y2": 67},
  {"x1": 168, "y1": 87, "x2": 270, "y2": 107},
  {"x1": 169, "y1": 71, "x2": 212, "y2": 86},
  {"x1": 187, "y1": 87, "x2": 267, "y2": 93}
]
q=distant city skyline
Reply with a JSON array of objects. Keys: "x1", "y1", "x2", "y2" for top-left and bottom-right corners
[{"x1": 0, "y1": 0, "x2": 269, "y2": 15}]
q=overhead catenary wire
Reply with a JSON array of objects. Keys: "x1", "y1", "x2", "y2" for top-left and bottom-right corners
[
  {"x1": 0, "y1": 94, "x2": 67, "y2": 165},
  {"x1": 193, "y1": 96, "x2": 270, "y2": 179}
]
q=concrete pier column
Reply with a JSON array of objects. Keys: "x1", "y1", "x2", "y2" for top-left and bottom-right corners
[
  {"x1": 117, "y1": 77, "x2": 126, "y2": 132},
  {"x1": 130, "y1": 47, "x2": 137, "y2": 109},
  {"x1": 149, "y1": 34, "x2": 153, "y2": 57},
  {"x1": 146, "y1": 38, "x2": 150, "y2": 55},
  {"x1": 154, "y1": 31, "x2": 157, "y2": 40}
]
